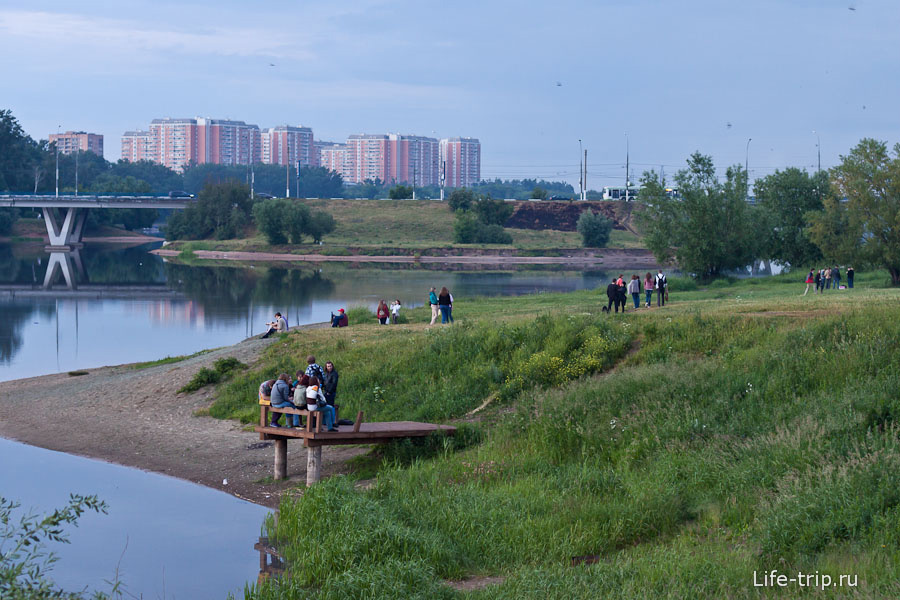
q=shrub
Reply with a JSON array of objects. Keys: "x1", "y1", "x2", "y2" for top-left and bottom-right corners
[
  {"x1": 473, "y1": 197, "x2": 514, "y2": 226},
  {"x1": 447, "y1": 188, "x2": 475, "y2": 211},
  {"x1": 453, "y1": 213, "x2": 512, "y2": 244},
  {"x1": 577, "y1": 210, "x2": 612, "y2": 247},
  {"x1": 179, "y1": 357, "x2": 246, "y2": 393},
  {"x1": 388, "y1": 185, "x2": 413, "y2": 199}
]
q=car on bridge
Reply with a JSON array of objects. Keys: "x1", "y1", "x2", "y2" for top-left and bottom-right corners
[{"x1": 168, "y1": 190, "x2": 195, "y2": 198}]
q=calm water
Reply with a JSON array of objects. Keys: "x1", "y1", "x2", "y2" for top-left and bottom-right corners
[
  {"x1": 0, "y1": 437, "x2": 269, "y2": 598},
  {"x1": 0, "y1": 242, "x2": 618, "y2": 382}
]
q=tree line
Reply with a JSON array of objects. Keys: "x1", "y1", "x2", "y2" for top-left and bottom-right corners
[{"x1": 638, "y1": 138, "x2": 900, "y2": 284}]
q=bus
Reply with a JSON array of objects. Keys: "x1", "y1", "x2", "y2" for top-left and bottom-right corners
[{"x1": 601, "y1": 186, "x2": 638, "y2": 201}]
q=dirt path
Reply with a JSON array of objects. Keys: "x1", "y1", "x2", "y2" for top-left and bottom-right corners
[{"x1": 0, "y1": 332, "x2": 367, "y2": 508}]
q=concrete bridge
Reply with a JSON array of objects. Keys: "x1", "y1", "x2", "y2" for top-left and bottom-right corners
[{"x1": 0, "y1": 195, "x2": 192, "y2": 247}]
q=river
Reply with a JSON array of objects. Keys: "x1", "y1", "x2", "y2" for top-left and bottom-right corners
[{"x1": 0, "y1": 241, "x2": 637, "y2": 597}]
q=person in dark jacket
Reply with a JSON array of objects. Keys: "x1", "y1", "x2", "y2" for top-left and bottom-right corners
[
  {"x1": 438, "y1": 287, "x2": 453, "y2": 324},
  {"x1": 847, "y1": 267, "x2": 854, "y2": 289},
  {"x1": 605, "y1": 279, "x2": 618, "y2": 313},
  {"x1": 270, "y1": 373, "x2": 300, "y2": 428},
  {"x1": 616, "y1": 274, "x2": 627, "y2": 313},
  {"x1": 323, "y1": 361, "x2": 339, "y2": 407}
]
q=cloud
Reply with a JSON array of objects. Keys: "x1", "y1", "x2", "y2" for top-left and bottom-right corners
[{"x1": 0, "y1": 9, "x2": 316, "y2": 60}]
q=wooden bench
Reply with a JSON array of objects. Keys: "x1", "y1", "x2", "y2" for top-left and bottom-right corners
[{"x1": 259, "y1": 396, "x2": 357, "y2": 439}]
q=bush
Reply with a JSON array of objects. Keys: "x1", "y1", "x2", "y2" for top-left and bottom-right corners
[
  {"x1": 388, "y1": 185, "x2": 413, "y2": 199},
  {"x1": 179, "y1": 357, "x2": 246, "y2": 393},
  {"x1": 453, "y1": 213, "x2": 513, "y2": 244},
  {"x1": 447, "y1": 188, "x2": 475, "y2": 212},
  {"x1": 577, "y1": 210, "x2": 612, "y2": 247},
  {"x1": 0, "y1": 208, "x2": 17, "y2": 235},
  {"x1": 473, "y1": 197, "x2": 514, "y2": 226},
  {"x1": 253, "y1": 198, "x2": 334, "y2": 244}
]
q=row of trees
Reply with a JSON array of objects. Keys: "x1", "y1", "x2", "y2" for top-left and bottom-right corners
[{"x1": 638, "y1": 139, "x2": 900, "y2": 284}]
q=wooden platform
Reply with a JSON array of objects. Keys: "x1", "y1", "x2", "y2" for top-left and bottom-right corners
[{"x1": 254, "y1": 421, "x2": 456, "y2": 447}]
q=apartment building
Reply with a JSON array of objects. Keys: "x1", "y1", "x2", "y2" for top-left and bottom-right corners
[
  {"x1": 49, "y1": 131, "x2": 104, "y2": 156},
  {"x1": 387, "y1": 134, "x2": 440, "y2": 186},
  {"x1": 120, "y1": 131, "x2": 154, "y2": 162},
  {"x1": 262, "y1": 125, "x2": 316, "y2": 168},
  {"x1": 316, "y1": 141, "x2": 348, "y2": 174},
  {"x1": 196, "y1": 118, "x2": 261, "y2": 166},
  {"x1": 441, "y1": 137, "x2": 481, "y2": 188}
]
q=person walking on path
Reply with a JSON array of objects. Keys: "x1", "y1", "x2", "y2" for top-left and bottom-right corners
[
  {"x1": 832, "y1": 266, "x2": 841, "y2": 289},
  {"x1": 643, "y1": 272, "x2": 654, "y2": 307},
  {"x1": 605, "y1": 278, "x2": 618, "y2": 313},
  {"x1": 270, "y1": 373, "x2": 300, "y2": 428},
  {"x1": 377, "y1": 300, "x2": 390, "y2": 325},
  {"x1": 628, "y1": 274, "x2": 641, "y2": 309},
  {"x1": 847, "y1": 267, "x2": 854, "y2": 289},
  {"x1": 655, "y1": 270, "x2": 667, "y2": 307},
  {"x1": 438, "y1": 287, "x2": 454, "y2": 324},
  {"x1": 428, "y1": 287, "x2": 439, "y2": 325},
  {"x1": 804, "y1": 269, "x2": 815, "y2": 296}
]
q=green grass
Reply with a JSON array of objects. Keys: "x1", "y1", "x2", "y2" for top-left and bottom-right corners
[
  {"x1": 178, "y1": 356, "x2": 246, "y2": 393},
  {"x1": 227, "y1": 271, "x2": 900, "y2": 599},
  {"x1": 132, "y1": 349, "x2": 211, "y2": 369}
]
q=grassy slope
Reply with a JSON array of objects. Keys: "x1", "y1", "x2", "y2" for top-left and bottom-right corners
[
  {"x1": 224, "y1": 271, "x2": 900, "y2": 599},
  {"x1": 169, "y1": 199, "x2": 643, "y2": 252}
]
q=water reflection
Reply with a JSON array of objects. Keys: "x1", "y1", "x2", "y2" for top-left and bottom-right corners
[{"x1": 254, "y1": 536, "x2": 286, "y2": 584}]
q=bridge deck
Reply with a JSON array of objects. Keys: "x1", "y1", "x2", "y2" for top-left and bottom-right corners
[{"x1": 255, "y1": 421, "x2": 455, "y2": 447}]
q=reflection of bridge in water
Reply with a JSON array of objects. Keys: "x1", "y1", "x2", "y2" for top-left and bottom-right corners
[{"x1": 0, "y1": 195, "x2": 190, "y2": 248}]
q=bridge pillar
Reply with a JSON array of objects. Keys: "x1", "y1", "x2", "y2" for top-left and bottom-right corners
[
  {"x1": 42, "y1": 251, "x2": 78, "y2": 289},
  {"x1": 42, "y1": 207, "x2": 87, "y2": 247}
]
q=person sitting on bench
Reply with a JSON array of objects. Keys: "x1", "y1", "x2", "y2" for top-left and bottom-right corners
[
  {"x1": 270, "y1": 373, "x2": 300, "y2": 428},
  {"x1": 306, "y1": 376, "x2": 338, "y2": 432},
  {"x1": 331, "y1": 308, "x2": 348, "y2": 327}
]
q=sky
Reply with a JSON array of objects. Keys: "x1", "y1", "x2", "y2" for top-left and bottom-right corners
[{"x1": 1, "y1": 0, "x2": 898, "y2": 189}]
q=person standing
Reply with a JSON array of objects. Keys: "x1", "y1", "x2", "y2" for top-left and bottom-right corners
[
  {"x1": 428, "y1": 287, "x2": 439, "y2": 325},
  {"x1": 390, "y1": 299, "x2": 401, "y2": 324},
  {"x1": 305, "y1": 355, "x2": 325, "y2": 382},
  {"x1": 643, "y1": 272, "x2": 654, "y2": 307},
  {"x1": 628, "y1": 274, "x2": 641, "y2": 309},
  {"x1": 803, "y1": 269, "x2": 814, "y2": 296},
  {"x1": 832, "y1": 266, "x2": 841, "y2": 289},
  {"x1": 377, "y1": 300, "x2": 390, "y2": 325},
  {"x1": 824, "y1": 267, "x2": 832, "y2": 290},
  {"x1": 814, "y1": 269, "x2": 822, "y2": 293},
  {"x1": 616, "y1": 275, "x2": 627, "y2": 313},
  {"x1": 323, "y1": 361, "x2": 339, "y2": 408},
  {"x1": 847, "y1": 266, "x2": 854, "y2": 289},
  {"x1": 605, "y1": 278, "x2": 618, "y2": 313},
  {"x1": 438, "y1": 287, "x2": 453, "y2": 324},
  {"x1": 655, "y1": 270, "x2": 667, "y2": 307}
]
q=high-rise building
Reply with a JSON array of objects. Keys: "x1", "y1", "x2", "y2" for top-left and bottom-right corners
[
  {"x1": 49, "y1": 131, "x2": 104, "y2": 157},
  {"x1": 387, "y1": 134, "x2": 440, "y2": 186},
  {"x1": 196, "y1": 118, "x2": 261, "y2": 166},
  {"x1": 440, "y1": 137, "x2": 481, "y2": 188},
  {"x1": 344, "y1": 134, "x2": 390, "y2": 184},
  {"x1": 120, "y1": 131, "x2": 155, "y2": 162},
  {"x1": 316, "y1": 142, "x2": 348, "y2": 175},
  {"x1": 149, "y1": 118, "x2": 199, "y2": 171},
  {"x1": 262, "y1": 126, "x2": 316, "y2": 167}
]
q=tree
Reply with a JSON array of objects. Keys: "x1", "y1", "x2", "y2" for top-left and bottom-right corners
[
  {"x1": 388, "y1": 185, "x2": 413, "y2": 199},
  {"x1": 807, "y1": 138, "x2": 900, "y2": 285},
  {"x1": 306, "y1": 211, "x2": 336, "y2": 243},
  {"x1": 253, "y1": 198, "x2": 291, "y2": 244},
  {"x1": 0, "y1": 109, "x2": 44, "y2": 193},
  {"x1": 166, "y1": 181, "x2": 252, "y2": 240},
  {"x1": 473, "y1": 196, "x2": 514, "y2": 226},
  {"x1": 447, "y1": 188, "x2": 475, "y2": 211},
  {"x1": 637, "y1": 153, "x2": 755, "y2": 280},
  {"x1": 111, "y1": 159, "x2": 183, "y2": 195},
  {"x1": 752, "y1": 167, "x2": 826, "y2": 269},
  {"x1": 530, "y1": 186, "x2": 549, "y2": 200},
  {"x1": 577, "y1": 210, "x2": 612, "y2": 247},
  {"x1": 298, "y1": 167, "x2": 343, "y2": 199}
]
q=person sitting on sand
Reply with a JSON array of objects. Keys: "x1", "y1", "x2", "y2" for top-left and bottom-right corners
[
  {"x1": 306, "y1": 376, "x2": 338, "y2": 432},
  {"x1": 261, "y1": 312, "x2": 287, "y2": 339}
]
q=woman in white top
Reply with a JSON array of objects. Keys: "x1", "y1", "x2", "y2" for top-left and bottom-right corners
[{"x1": 306, "y1": 376, "x2": 338, "y2": 431}]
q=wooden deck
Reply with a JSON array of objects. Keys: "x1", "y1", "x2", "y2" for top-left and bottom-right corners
[{"x1": 254, "y1": 421, "x2": 456, "y2": 447}]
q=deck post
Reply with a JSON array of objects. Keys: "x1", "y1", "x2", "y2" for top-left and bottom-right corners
[
  {"x1": 274, "y1": 438, "x2": 287, "y2": 480},
  {"x1": 306, "y1": 445, "x2": 322, "y2": 486}
]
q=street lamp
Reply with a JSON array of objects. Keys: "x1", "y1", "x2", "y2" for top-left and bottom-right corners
[
  {"x1": 578, "y1": 139, "x2": 583, "y2": 201},
  {"x1": 745, "y1": 138, "x2": 752, "y2": 198},
  {"x1": 55, "y1": 125, "x2": 60, "y2": 198},
  {"x1": 812, "y1": 130, "x2": 821, "y2": 174}
]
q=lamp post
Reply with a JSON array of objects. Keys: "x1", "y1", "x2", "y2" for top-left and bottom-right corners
[
  {"x1": 745, "y1": 138, "x2": 752, "y2": 198},
  {"x1": 55, "y1": 125, "x2": 60, "y2": 198},
  {"x1": 578, "y1": 139, "x2": 583, "y2": 201},
  {"x1": 812, "y1": 130, "x2": 821, "y2": 174},
  {"x1": 624, "y1": 133, "x2": 630, "y2": 200}
]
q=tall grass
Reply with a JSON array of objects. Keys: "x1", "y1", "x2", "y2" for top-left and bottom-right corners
[{"x1": 241, "y1": 293, "x2": 900, "y2": 599}]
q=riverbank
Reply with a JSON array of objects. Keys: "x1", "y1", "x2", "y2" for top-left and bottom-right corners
[
  {"x1": 0, "y1": 218, "x2": 160, "y2": 245},
  {"x1": 0, "y1": 325, "x2": 364, "y2": 508},
  {"x1": 153, "y1": 246, "x2": 660, "y2": 268}
]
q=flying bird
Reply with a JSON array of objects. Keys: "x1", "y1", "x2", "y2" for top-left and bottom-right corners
[
  {"x1": 269, "y1": 63, "x2": 276, "y2": 67},
  {"x1": 848, "y1": 7, "x2": 856, "y2": 11},
  {"x1": 556, "y1": 81, "x2": 562, "y2": 87},
  {"x1": 726, "y1": 122, "x2": 733, "y2": 129}
]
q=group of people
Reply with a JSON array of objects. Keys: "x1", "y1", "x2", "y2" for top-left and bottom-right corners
[
  {"x1": 428, "y1": 286, "x2": 455, "y2": 324},
  {"x1": 605, "y1": 270, "x2": 669, "y2": 313},
  {"x1": 804, "y1": 266, "x2": 854, "y2": 295},
  {"x1": 376, "y1": 300, "x2": 403, "y2": 325},
  {"x1": 259, "y1": 355, "x2": 341, "y2": 432}
]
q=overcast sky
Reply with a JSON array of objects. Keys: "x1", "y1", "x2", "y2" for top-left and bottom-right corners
[{"x1": 2, "y1": 0, "x2": 898, "y2": 188}]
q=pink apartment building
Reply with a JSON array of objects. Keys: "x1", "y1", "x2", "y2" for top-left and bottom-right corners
[
  {"x1": 316, "y1": 142, "x2": 347, "y2": 174},
  {"x1": 441, "y1": 137, "x2": 481, "y2": 188},
  {"x1": 387, "y1": 134, "x2": 440, "y2": 186},
  {"x1": 262, "y1": 125, "x2": 316, "y2": 167},
  {"x1": 344, "y1": 134, "x2": 390, "y2": 184},
  {"x1": 49, "y1": 131, "x2": 104, "y2": 156},
  {"x1": 120, "y1": 131, "x2": 155, "y2": 162}
]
